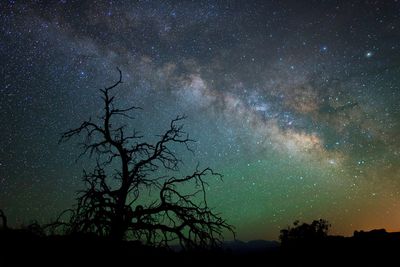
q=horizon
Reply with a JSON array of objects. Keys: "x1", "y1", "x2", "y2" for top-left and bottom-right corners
[{"x1": 1, "y1": 1, "x2": 399, "y2": 241}]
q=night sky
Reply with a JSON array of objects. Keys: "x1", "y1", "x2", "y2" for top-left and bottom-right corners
[{"x1": 1, "y1": 0, "x2": 400, "y2": 241}]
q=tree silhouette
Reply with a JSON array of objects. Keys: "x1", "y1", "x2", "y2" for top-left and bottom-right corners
[
  {"x1": 0, "y1": 209, "x2": 7, "y2": 229},
  {"x1": 53, "y1": 68, "x2": 234, "y2": 248},
  {"x1": 280, "y1": 219, "x2": 330, "y2": 246}
]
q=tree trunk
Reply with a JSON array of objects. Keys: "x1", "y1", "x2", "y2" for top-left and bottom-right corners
[
  {"x1": 0, "y1": 210, "x2": 7, "y2": 229},
  {"x1": 110, "y1": 215, "x2": 125, "y2": 240},
  {"x1": 109, "y1": 188, "x2": 128, "y2": 240}
]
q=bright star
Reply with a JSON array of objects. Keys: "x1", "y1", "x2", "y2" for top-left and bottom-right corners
[
  {"x1": 328, "y1": 159, "x2": 336, "y2": 165},
  {"x1": 365, "y1": 51, "x2": 373, "y2": 58}
]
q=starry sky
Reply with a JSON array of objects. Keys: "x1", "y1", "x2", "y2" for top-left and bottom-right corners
[{"x1": 1, "y1": 0, "x2": 400, "y2": 241}]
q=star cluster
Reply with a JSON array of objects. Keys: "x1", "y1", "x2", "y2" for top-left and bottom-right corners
[{"x1": 1, "y1": 0, "x2": 399, "y2": 240}]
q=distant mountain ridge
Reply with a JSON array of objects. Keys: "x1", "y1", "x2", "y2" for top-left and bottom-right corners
[{"x1": 223, "y1": 239, "x2": 280, "y2": 253}]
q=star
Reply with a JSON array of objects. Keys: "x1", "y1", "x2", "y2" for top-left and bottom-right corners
[
  {"x1": 1, "y1": 0, "x2": 399, "y2": 242},
  {"x1": 365, "y1": 51, "x2": 374, "y2": 58},
  {"x1": 320, "y1": 45, "x2": 328, "y2": 53}
]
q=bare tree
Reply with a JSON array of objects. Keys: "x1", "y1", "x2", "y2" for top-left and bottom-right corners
[{"x1": 55, "y1": 68, "x2": 234, "y2": 248}]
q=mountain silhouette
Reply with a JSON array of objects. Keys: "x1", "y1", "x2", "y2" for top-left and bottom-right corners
[{"x1": 223, "y1": 239, "x2": 279, "y2": 253}]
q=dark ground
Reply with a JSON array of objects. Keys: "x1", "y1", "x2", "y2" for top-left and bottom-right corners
[{"x1": 1, "y1": 228, "x2": 400, "y2": 266}]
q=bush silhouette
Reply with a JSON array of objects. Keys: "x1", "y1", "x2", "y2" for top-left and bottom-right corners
[{"x1": 280, "y1": 219, "x2": 330, "y2": 247}]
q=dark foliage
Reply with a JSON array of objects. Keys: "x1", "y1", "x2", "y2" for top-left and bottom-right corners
[{"x1": 279, "y1": 219, "x2": 330, "y2": 246}]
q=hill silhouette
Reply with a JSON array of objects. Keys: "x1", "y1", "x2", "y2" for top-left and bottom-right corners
[{"x1": 2, "y1": 219, "x2": 400, "y2": 267}]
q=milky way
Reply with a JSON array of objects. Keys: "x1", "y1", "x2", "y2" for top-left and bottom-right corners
[{"x1": 1, "y1": 1, "x2": 400, "y2": 240}]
